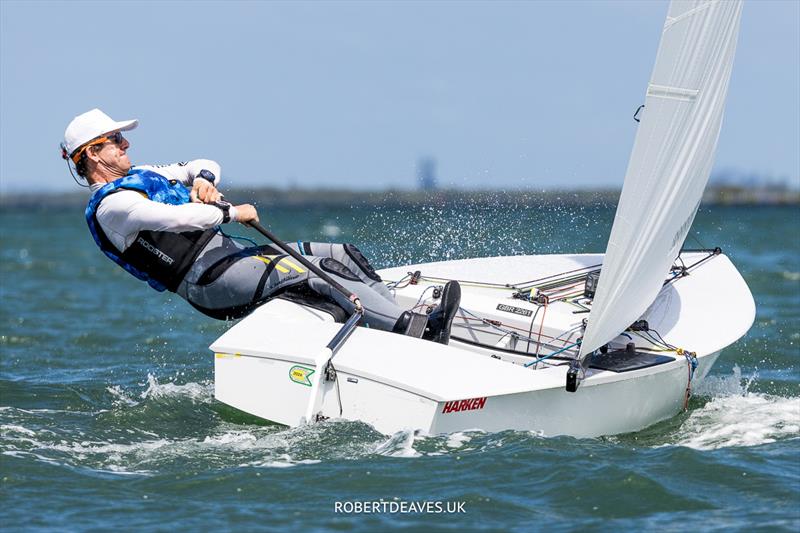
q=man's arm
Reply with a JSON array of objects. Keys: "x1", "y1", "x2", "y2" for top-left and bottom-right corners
[
  {"x1": 134, "y1": 160, "x2": 223, "y2": 203},
  {"x1": 96, "y1": 191, "x2": 257, "y2": 252},
  {"x1": 134, "y1": 160, "x2": 222, "y2": 187}
]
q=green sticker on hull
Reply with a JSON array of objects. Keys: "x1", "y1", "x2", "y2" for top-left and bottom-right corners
[{"x1": 289, "y1": 365, "x2": 315, "y2": 386}]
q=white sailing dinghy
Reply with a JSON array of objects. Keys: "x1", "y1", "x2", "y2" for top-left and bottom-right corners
[{"x1": 211, "y1": 0, "x2": 754, "y2": 437}]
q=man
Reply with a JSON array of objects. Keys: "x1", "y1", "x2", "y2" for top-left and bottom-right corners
[{"x1": 62, "y1": 108, "x2": 460, "y2": 343}]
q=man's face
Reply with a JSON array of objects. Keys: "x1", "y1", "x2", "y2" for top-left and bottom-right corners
[{"x1": 93, "y1": 131, "x2": 131, "y2": 172}]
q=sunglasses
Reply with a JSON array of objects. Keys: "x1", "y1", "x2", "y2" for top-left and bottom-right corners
[
  {"x1": 102, "y1": 131, "x2": 125, "y2": 145},
  {"x1": 67, "y1": 131, "x2": 126, "y2": 164}
]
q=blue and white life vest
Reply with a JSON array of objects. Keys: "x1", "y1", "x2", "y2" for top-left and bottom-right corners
[{"x1": 85, "y1": 168, "x2": 217, "y2": 292}]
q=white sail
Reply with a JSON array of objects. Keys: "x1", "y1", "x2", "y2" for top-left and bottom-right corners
[{"x1": 579, "y1": 0, "x2": 743, "y2": 358}]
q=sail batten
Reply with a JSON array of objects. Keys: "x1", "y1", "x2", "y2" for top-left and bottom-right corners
[
  {"x1": 664, "y1": 0, "x2": 716, "y2": 29},
  {"x1": 577, "y1": 0, "x2": 743, "y2": 362},
  {"x1": 647, "y1": 84, "x2": 699, "y2": 101}
]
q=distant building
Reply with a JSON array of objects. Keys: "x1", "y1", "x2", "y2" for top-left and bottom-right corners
[
  {"x1": 704, "y1": 169, "x2": 800, "y2": 204},
  {"x1": 416, "y1": 156, "x2": 438, "y2": 191}
]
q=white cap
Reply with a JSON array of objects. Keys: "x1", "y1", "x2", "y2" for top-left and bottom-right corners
[{"x1": 63, "y1": 108, "x2": 138, "y2": 157}]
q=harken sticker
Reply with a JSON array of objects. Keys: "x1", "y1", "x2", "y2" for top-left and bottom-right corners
[
  {"x1": 442, "y1": 397, "x2": 487, "y2": 414},
  {"x1": 289, "y1": 365, "x2": 315, "y2": 386}
]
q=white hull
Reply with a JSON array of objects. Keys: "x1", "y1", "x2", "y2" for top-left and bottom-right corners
[
  {"x1": 215, "y1": 346, "x2": 720, "y2": 438},
  {"x1": 211, "y1": 252, "x2": 753, "y2": 438}
]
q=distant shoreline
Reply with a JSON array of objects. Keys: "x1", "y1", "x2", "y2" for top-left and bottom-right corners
[{"x1": 1, "y1": 185, "x2": 798, "y2": 210}]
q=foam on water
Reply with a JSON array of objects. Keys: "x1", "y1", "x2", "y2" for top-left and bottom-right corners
[
  {"x1": 139, "y1": 373, "x2": 213, "y2": 401},
  {"x1": 671, "y1": 366, "x2": 800, "y2": 450},
  {"x1": 106, "y1": 385, "x2": 138, "y2": 407},
  {"x1": 1, "y1": 424, "x2": 36, "y2": 436},
  {"x1": 103, "y1": 375, "x2": 212, "y2": 408},
  {"x1": 781, "y1": 271, "x2": 800, "y2": 281},
  {"x1": 1, "y1": 415, "x2": 323, "y2": 475},
  {"x1": 202, "y1": 430, "x2": 258, "y2": 446},
  {"x1": 2, "y1": 374, "x2": 398, "y2": 474},
  {"x1": 446, "y1": 431, "x2": 474, "y2": 449},
  {"x1": 675, "y1": 395, "x2": 800, "y2": 450},
  {"x1": 244, "y1": 454, "x2": 322, "y2": 468},
  {"x1": 374, "y1": 429, "x2": 421, "y2": 458}
]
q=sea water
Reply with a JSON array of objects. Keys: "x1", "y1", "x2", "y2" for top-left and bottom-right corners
[{"x1": 1, "y1": 201, "x2": 798, "y2": 530}]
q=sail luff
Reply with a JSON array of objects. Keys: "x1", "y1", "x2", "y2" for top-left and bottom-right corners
[{"x1": 576, "y1": 0, "x2": 743, "y2": 362}]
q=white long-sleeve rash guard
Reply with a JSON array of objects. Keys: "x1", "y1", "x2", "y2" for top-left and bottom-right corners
[{"x1": 90, "y1": 160, "x2": 236, "y2": 252}]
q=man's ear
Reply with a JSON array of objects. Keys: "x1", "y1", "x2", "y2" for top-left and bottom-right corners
[{"x1": 84, "y1": 145, "x2": 102, "y2": 164}]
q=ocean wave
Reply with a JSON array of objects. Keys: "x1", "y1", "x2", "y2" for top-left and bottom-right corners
[
  {"x1": 673, "y1": 366, "x2": 800, "y2": 450},
  {"x1": 374, "y1": 429, "x2": 421, "y2": 458},
  {"x1": 243, "y1": 453, "x2": 322, "y2": 468},
  {"x1": 674, "y1": 394, "x2": 800, "y2": 450},
  {"x1": 446, "y1": 431, "x2": 474, "y2": 449},
  {"x1": 139, "y1": 374, "x2": 213, "y2": 402},
  {"x1": 103, "y1": 374, "x2": 213, "y2": 409},
  {"x1": 4, "y1": 365, "x2": 798, "y2": 477},
  {"x1": 0, "y1": 413, "x2": 380, "y2": 475},
  {"x1": 371, "y1": 428, "x2": 517, "y2": 458},
  {"x1": 202, "y1": 430, "x2": 259, "y2": 446},
  {"x1": 1, "y1": 424, "x2": 37, "y2": 436},
  {"x1": 106, "y1": 385, "x2": 139, "y2": 407},
  {"x1": 781, "y1": 271, "x2": 800, "y2": 281}
]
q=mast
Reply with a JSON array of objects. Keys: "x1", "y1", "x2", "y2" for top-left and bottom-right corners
[{"x1": 567, "y1": 0, "x2": 744, "y2": 391}]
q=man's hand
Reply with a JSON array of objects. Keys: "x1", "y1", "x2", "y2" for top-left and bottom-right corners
[
  {"x1": 190, "y1": 178, "x2": 222, "y2": 204},
  {"x1": 234, "y1": 204, "x2": 259, "y2": 224}
]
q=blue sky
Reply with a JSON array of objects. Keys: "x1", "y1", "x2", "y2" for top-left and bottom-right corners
[{"x1": 1, "y1": 0, "x2": 797, "y2": 193}]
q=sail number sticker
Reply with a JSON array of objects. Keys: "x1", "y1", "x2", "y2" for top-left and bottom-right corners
[
  {"x1": 496, "y1": 304, "x2": 533, "y2": 317},
  {"x1": 289, "y1": 365, "x2": 315, "y2": 387},
  {"x1": 442, "y1": 397, "x2": 487, "y2": 414}
]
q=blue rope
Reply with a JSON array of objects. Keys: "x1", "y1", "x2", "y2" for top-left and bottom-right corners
[
  {"x1": 217, "y1": 226, "x2": 258, "y2": 247},
  {"x1": 684, "y1": 351, "x2": 698, "y2": 379},
  {"x1": 524, "y1": 341, "x2": 581, "y2": 368},
  {"x1": 682, "y1": 351, "x2": 699, "y2": 409}
]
